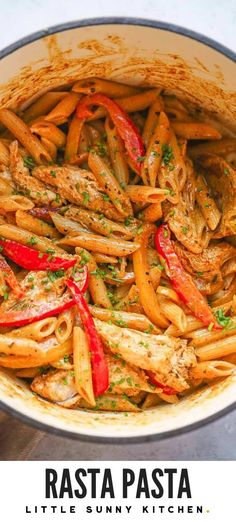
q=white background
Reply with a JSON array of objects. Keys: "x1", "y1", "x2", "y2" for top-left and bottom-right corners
[
  {"x1": 0, "y1": 0, "x2": 235, "y2": 52},
  {"x1": 0, "y1": 462, "x2": 235, "y2": 521}
]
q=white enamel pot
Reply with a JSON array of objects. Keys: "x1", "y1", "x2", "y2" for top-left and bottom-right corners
[{"x1": 0, "y1": 18, "x2": 235, "y2": 442}]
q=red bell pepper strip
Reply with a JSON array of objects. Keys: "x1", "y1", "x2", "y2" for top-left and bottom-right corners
[
  {"x1": 0, "y1": 239, "x2": 76, "y2": 272},
  {"x1": 0, "y1": 266, "x2": 88, "y2": 327},
  {"x1": 76, "y1": 94, "x2": 145, "y2": 173},
  {"x1": 67, "y1": 278, "x2": 109, "y2": 397},
  {"x1": 146, "y1": 370, "x2": 177, "y2": 395},
  {"x1": 154, "y1": 224, "x2": 220, "y2": 329},
  {"x1": 0, "y1": 254, "x2": 23, "y2": 298}
]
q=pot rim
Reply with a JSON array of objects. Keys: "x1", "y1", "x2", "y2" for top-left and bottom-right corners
[{"x1": 0, "y1": 16, "x2": 235, "y2": 443}]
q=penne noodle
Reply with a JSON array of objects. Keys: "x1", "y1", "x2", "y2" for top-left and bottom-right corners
[
  {"x1": 7, "y1": 317, "x2": 57, "y2": 342},
  {"x1": 23, "y1": 91, "x2": 68, "y2": 122},
  {"x1": 65, "y1": 206, "x2": 135, "y2": 239},
  {"x1": 195, "y1": 175, "x2": 221, "y2": 230},
  {"x1": 88, "y1": 150, "x2": 133, "y2": 217},
  {"x1": 44, "y1": 92, "x2": 81, "y2": 125},
  {"x1": 188, "y1": 137, "x2": 236, "y2": 158},
  {"x1": 142, "y1": 99, "x2": 164, "y2": 148},
  {"x1": 16, "y1": 367, "x2": 41, "y2": 378},
  {"x1": 0, "y1": 109, "x2": 51, "y2": 164},
  {"x1": 187, "y1": 320, "x2": 236, "y2": 347},
  {"x1": 64, "y1": 114, "x2": 84, "y2": 161},
  {"x1": 133, "y1": 225, "x2": 169, "y2": 328},
  {"x1": 171, "y1": 122, "x2": 221, "y2": 140},
  {"x1": 0, "y1": 139, "x2": 10, "y2": 165},
  {"x1": 88, "y1": 305, "x2": 161, "y2": 334},
  {"x1": 50, "y1": 212, "x2": 91, "y2": 236},
  {"x1": 40, "y1": 137, "x2": 57, "y2": 160},
  {"x1": 72, "y1": 77, "x2": 140, "y2": 97},
  {"x1": 87, "y1": 88, "x2": 161, "y2": 121},
  {"x1": 0, "y1": 195, "x2": 34, "y2": 212},
  {"x1": 30, "y1": 121, "x2": 66, "y2": 148},
  {"x1": 0, "y1": 222, "x2": 66, "y2": 254},
  {"x1": 105, "y1": 117, "x2": 129, "y2": 187},
  {"x1": 195, "y1": 335, "x2": 236, "y2": 360},
  {"x1": 76, "y1": 248, "x2": 112, "y2": 309},
  {"x1": 73, "y1": 326, "x2": 96, "y2": 406},
  {"x1": 93, "y1": 253, "x2": 118, "y2": 264},
  {"x1": 158, "y1": 295, "x2": 187, "y2": 332},
  {"x1": 55, "y1": 308, "x2": 76, "y2": 344},
  {"x1": 0, "y1": 335, "x2": 45, "y2": 356},
  {"x1": 15, "y1": 210, "x2": 60, "y2": 239},
  {"x1": 190, "y1": 360, "x2": 235, "y2": 380},
  {"x1": 141, "y1": 202, "x2": 163, "y2": 222},
  {"x1": 165, "y1": 315, "x2": 203, "y2": 337},
  {"x1": 0, "y1": 337, "x2": 72, "y2": 368},
  {"x1": 156, "y1": 286, "x2": 180, "y2": 304},
  {"x1": 58, "y1": 232, "x2": 140, "y2": 256},
  {"x1": 126, "y1": 185, "x2": 168, "y2": 204},
  {"x1": 141, "y1": 111, "x2": 170, "y2": 186}
]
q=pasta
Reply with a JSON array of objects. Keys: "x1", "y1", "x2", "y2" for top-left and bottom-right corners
[{"x1": 0, "y1": 76, "x2": 234, "y2": 413}]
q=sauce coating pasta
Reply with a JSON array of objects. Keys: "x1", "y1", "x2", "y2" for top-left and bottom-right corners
[{"x1": 0, "y1": 78, "x2": 235, "y2": 412}]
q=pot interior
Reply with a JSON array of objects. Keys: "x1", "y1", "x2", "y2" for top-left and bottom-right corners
[{"x1": 0, "y1": 21, "x2": 235, "y2": 439}]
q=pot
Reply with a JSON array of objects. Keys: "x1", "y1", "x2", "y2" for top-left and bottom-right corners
[{"x1": 0, "y1": 17, "x2": 235, "y2": 442}]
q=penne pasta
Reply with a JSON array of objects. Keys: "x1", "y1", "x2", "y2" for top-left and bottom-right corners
[
  {"x1": 73, "y1": 326, "x2": 96, "y2": 406},
  {"x1": 105, "y1": 117, "x2": 129, "y2": 187},
  {"x1": 65, "y1": 206, "x2": 135, "y2": 239},
  {"x1": 15, "y1": 210, "x2": 61, "y2": 239},
  {"x1": 190, "y1": 360, "x2": 235, "y2": 380},
  {"x1": 0, "y1": 139, "x2": 10, "y2": 165},
  {"x1": 64, "y1": 114, "x2": 84, "y2": 161},
  {"x1": 195, "y1": 335, "x2": 236, "y2": 360},
  {"x1": 30, "y1": 121, "x2": 66, "y2": 148},
  {"x1": 88, "y1": 150, "x2": 133, "y2": 217},
  {"x1": 72, "y1": 77, "x2": 139, "y2": 97},
  {"x1": 0, "y1": 109, "x2": 51, "y2": 164},
  {"x1": 7, "y1": 317, "x2": 57, "y2": 341},
  {"x1": 88, "y1": 306, "x2": 161, "y2": 334},
  {"x1": 125, "y1": 185, "x2": 168, "y2": 204},
  {"x1": 44, "y1": 92, "x2": 81, "y2": 125},
  {"x1": 0, "y1": 195, "x2": 34, "y2": 212},
  {"x1": 55, "y1": 308, "x2": 76, "y2": 344},
  {"x1": 0, "y1": 76, "x2": 234, "y2": 414},
  {"x1": 141, "y1": 111, "x2": 170, "y2": 186},
  {"x1": 195, "y1": 175, "x2": 221, "y2": 230},
  {"x1": 58, "y1": 232, "x2": 140, "y2": 256},
  {"x1": 171, "y1": 122, "x2": 221, "y2": 140},
  {"x1": 23, "y1": 91, "x2": 68, "y2": 122}
]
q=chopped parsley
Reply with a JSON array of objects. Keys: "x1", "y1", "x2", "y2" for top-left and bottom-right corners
[
  {"x1": 137, "y1": 155, "x2": 146, "y2": 163},
  {"x1": 47, "y1": 269, "x2": 65, "y2": 282},
  {"x1": 23, "y1": 156, "x2": 36, "y2": 169},
  {"x1": 102, "y1": 194, "x2": 110, "y2": 202},
  {"x1": 50, "y1": 170, "x2": 56, "y2": 178},
  {"x1": 162, "y1": 144, "x2": 174, "y2": 166},
  {"x1": 182, "y1": 226, "x2": 188, "y2": 234},
  {"x1": 64, "y1": 354, "x2": 70, "y2": 363},
  {"x1": 90, "y1": 268, "x2": 107, "y2": 279},
  {"x1": 82, "y1": 191, "x2": 90, "y2": 205},
  {"x1": 55, "y1": 194, "x2": 61, "y2": 204},
  {"x1": 215, "y1": 308, "x2": 235, "y2": 330},
  {"x1": 27, "y1": 236, "x2": 37, "y2": 246}
]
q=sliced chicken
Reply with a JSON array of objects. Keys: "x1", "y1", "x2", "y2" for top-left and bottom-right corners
[
  {"x1": 32, "y1": 164, "x2": 122, "y2": 221},
  {"x1": 106, "y1": 352, "x2": 155, "y2": 396},
  {"x1": 95, "y1": 319, "x2": 197, "y2": 392},
  {"x1": 197, "y1": 155, "x2": 236, "y2": 237},
  {"x1": 31, "y1": 369, "x2": 77, "y2": 403},
  {"x1": 0, "y1": 269, "x2": 69, "y2": 315},
  {"x1": 9, "y1": 141, "x2": 64, "y2": 207}
]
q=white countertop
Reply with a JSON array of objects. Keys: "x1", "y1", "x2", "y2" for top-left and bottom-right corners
[{"x1": 0, "y1": 0, "x2": 235, "y2": 459}]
